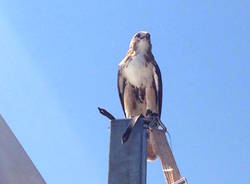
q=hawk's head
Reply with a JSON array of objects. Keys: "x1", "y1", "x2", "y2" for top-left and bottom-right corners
[{"x1": 129, "y1": 31, "x2": 152, "y2": 54}]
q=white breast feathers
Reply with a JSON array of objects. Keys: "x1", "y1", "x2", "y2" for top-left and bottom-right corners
[{"x1": 123, "y1": 54, "x2": 153, "y2": 87}]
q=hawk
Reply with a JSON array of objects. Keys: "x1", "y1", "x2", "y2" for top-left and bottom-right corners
[{"x1": 117, "y1": 31, "x2": 163, "y2": 160}]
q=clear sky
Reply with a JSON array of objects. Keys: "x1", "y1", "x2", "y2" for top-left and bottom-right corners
[{"x1": 0, "y1": 0, "x2": 249, "y2": 183}]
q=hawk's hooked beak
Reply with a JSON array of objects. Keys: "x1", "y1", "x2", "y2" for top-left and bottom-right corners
[{"x1": 141, "y1": 33, "x2": 150, "y2": 41}]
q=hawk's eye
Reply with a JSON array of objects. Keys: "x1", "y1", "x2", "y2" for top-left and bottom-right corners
[{"x1": 136, "y1": 33, "x2": 141, "y2": 38}]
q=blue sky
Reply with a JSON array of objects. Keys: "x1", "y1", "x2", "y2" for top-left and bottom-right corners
[{"x1": 0, "y1": 0, "x2": 249, "y2": 183}]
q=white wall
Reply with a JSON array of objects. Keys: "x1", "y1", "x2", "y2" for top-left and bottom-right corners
[{"x1": 0, "y1": 115, "x2": 46, "y2": 184}]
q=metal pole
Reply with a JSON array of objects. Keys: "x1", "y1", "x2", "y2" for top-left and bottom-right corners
[{"x1": 108, "y1": 117, "x2": 147, "y2": 184}]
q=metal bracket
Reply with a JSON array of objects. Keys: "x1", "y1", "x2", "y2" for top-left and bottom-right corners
[
  {"x1": 173, "y1": 177, "x2": 188, "y2": 184},
  {"x1": 122, "y1": 114, "x2": 168, "y2": 144},
  {"x1": 121, "y1": 115, "x2": 144, "y2": 144},
  {"x1": 98, "y1": 107, "x2": 115, "y2": 120}
]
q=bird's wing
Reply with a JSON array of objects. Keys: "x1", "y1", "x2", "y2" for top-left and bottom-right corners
[
  {"x1": 152, "y1": 61, "x2": 163, "y2": 117},
  {"x1": 117, "y1": 65, "x2": 126, "y2": 117}
]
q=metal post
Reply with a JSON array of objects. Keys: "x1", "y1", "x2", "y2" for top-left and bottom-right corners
[
  {"x1": 0, "y1": 114, "x2": 46, "y2": 184},
  {"x1": 108, "y1": 117, "x2": 147, "y2": 184}
]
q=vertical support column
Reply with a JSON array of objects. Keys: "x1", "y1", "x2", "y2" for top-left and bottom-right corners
[
  {"x1": 108, "y1": 118, "x2": 147, "y2": 184},
  {"x1": 151, "y1": 129, "x2": 181, "y2": 184},
  {"x1": 0, "y1": 115, "x2": 46, "y2": 184}
]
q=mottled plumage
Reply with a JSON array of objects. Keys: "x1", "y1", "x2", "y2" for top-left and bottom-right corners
[{"x1": 118, "y1": 31, "x2": 162, "y2": 160}]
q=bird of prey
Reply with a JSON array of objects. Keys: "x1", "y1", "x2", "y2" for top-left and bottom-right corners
[{"x1": 117, "y1": 31, "x2": 162, "y2": 160}]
